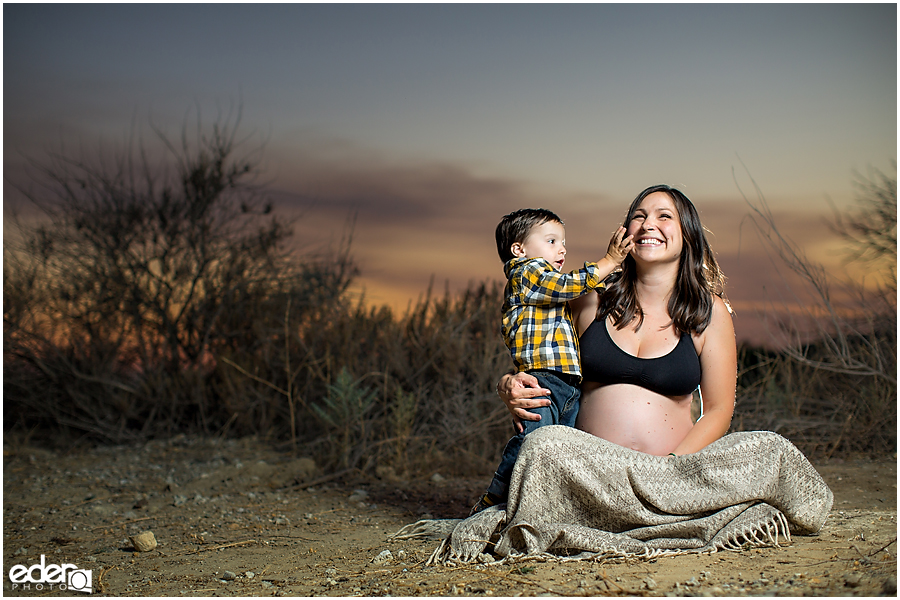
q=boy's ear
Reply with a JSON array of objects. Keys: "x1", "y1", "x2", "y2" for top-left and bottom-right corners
[{"x1": 510, "y1": 242, "x2": 526, "y2": 258}]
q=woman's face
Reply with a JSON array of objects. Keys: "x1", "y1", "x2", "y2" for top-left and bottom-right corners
[{"x1": 626, "y1": 191, "x2": 684, "y2": 266}]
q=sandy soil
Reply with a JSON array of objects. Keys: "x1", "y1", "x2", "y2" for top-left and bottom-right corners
[{"x1": 2, "y1": 435, "x2": 896, "y2": 597}]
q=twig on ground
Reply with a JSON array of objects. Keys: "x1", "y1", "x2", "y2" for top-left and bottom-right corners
[
  {"x1": 601, "y1": 569, "x2": 626, "y2": 591},
  {"x1": 98, "y1": 566, "x2": 118, "y2": 594},
  {"x1": 61, "y1": 494, "x2": 123, "y2": 510},
  {"x1": 288, "y1": 468, "x2": 353, "y2": 489},
  {"x1": 181, "y1": 539, "x2": 257, "y2": 555},
  {"x1": 261, "y1": 534, "x2": 322, "y2": 542},
  {"x1": 91, "y1": 516, "x2": 156, "y2": 531},
  {"x1": 868, "y1": 537, "x2": 898, "y2": 557}
]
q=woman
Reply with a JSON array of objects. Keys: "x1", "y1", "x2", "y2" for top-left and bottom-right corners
[
  {"x1": 498, "y1": 184, "x2": 736, "y2": 457},
  {"x1": 424, "y1": 185, "x2": 832, "y2": 564}
]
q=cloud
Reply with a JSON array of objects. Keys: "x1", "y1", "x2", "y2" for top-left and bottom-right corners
[{"x1": 260, "y1": 151, "x2": 861, "y2": 348}]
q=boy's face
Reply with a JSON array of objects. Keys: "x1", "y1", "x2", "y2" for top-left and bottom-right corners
[{"x1": 511, "y1": 220, "x2": 567, "y2": 270}]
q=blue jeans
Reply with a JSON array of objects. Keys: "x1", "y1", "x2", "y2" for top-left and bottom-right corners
[{"x1": 485, "y1": 370, "x2": 580, "y2": 499}]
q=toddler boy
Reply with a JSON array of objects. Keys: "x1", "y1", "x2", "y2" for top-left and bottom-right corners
[{"x1": 471, "y1": 208, "x2": 633, "y2": 515}]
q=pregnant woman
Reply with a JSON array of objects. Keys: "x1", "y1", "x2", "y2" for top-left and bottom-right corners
[
  {"x1": 500, "y1": 183, "x2": 735, "y2": 457},
  {"x1": 426, "y1": 185, "x2": 833, "y2": 564}
]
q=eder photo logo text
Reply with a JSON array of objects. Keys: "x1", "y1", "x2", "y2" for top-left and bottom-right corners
[{"x1": 8, "y1": 555, "x2": 92, "y2": 593}]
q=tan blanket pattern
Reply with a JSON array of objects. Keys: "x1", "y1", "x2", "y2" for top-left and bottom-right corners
[{"x1": 430, "y1": 426, "x2": 833, "y2": 564}]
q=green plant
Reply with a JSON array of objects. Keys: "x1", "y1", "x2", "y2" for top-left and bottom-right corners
[
  {"x1": 311, "y1": 368, "x2": 377, "y2": 468},
  {"x1": 390, "y1": 387, "x2": 418, "y2": 471}
]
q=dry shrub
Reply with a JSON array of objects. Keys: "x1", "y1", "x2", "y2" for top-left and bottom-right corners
[
  {"x1": 732, "y1": 164, "x2": 896, "y2": 458},
  {"x1": 221, "y1": 279, "x2": 515, "y2": 476},
  {"x1": 4, "y1": 128, "x2": 515, "y2": 475}
]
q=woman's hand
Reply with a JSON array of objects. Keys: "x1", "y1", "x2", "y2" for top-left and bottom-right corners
[{"x1": 498, "y1": 372, "x2": 552, "y2": 433}]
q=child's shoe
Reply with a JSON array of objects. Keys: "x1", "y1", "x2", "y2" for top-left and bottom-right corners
[{"x1": 469, "y1": 492, "x2": 502, "y2": 516}]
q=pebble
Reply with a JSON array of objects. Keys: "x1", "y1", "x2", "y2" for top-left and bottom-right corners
[
  {"x1": 129, "y1": 531, "x2": 157, "y2": 552},
  {"x1": 222, "y1": 571, "x2": 236, "y2": 581},
  {"x1": 245, "y1": 571, "x2": 255, "y2": 579},
  {"x1": 843, "y1": 572, "x2": 862, "y2": 588},
  {"x1": 372, "y1": 549, "x2": 393, "y2": 565},
  {"x1": 348, "y1": 490, "x2": 369, "y2": 503},
  {"x1": 643, "y1": 577, "x2": 657, "y2": 590}
]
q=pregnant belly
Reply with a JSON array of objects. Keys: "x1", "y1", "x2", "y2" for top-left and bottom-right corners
[{"x1": 575, "y1": 382, "x2": 694, "y2": 455}]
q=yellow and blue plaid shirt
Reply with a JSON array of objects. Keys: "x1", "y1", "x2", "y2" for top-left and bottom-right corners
[{"x1": 502, "y1": 257, "x2": 606, "y2": 379}]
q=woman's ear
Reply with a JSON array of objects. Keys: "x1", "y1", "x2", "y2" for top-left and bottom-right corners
[{"x1": 510, "y1": 242, "x2": 526, "y2": 258}]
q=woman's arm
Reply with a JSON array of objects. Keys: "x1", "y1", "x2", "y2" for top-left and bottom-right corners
[
  {"x1": 497, "y1": 291, "x2": 601, "y2": 432},
  {"x1": 671, "y1": 296, "x2": 737, "y2": 455}
]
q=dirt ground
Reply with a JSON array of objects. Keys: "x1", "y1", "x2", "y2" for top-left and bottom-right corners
[{"x1": 2, "y1": 434, "x2": 896, "y2": 597}]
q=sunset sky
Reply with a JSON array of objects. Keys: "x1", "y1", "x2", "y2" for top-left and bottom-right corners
[{"x1": 4, "y1": 3, "x2": 896, "y2": 346}]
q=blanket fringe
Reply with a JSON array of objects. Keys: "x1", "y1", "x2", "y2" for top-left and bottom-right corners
[
  {"x1": 430, "y1": 542, "x2": 704, "y2": 566},
  {"x1": 719, "y1": 511, "x2": 791, "y2": 551},
  {"x1": 427, "y1": 538, "x2": 507, "y2": 566},
  {"x1": 390, "y1": 518, "x2": 460, "y2": 541},
  {"x1": 426, "y1": 510, "x2": 795, "y2": 564},
  {"x1": 426, "y1": 537, "x2": 449, "y2": 566}
]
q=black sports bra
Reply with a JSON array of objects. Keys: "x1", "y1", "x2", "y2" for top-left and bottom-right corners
[{"x1": 580, "y1": 319, "x2": 701, "y2": 397}]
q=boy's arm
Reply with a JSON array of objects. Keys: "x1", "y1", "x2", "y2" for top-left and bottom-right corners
[
  {"x1": 512, "y1": 226, "x2": 633, "y2": 306},
  {"x1": 512, "y1": 259, "x2": 606, "y2": 306}
]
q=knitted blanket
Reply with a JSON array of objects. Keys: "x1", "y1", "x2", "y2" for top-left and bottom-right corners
[{"x1": 426, "y1": 426, "x2": 833, "y2": 564}]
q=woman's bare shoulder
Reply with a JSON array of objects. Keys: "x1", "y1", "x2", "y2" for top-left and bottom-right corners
[
  {"x1": 692, "y1": 295, "x2": 735, "y2": 354},
  {"x1": 710, "y1": 295, "x2": 735, "y2": 327},
  {"x1": 570, "y1": 290, "x2": 601, "y2": 335}
]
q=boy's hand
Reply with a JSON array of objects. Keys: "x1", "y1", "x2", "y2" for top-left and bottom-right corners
[{"x1": 605, "y1": 226, "x2": 634, "y2": 265}]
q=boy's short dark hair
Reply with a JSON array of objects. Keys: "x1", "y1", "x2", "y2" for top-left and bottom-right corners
[{"x1": 495, "y1": 208, "x2": 563, "y2": 263}]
